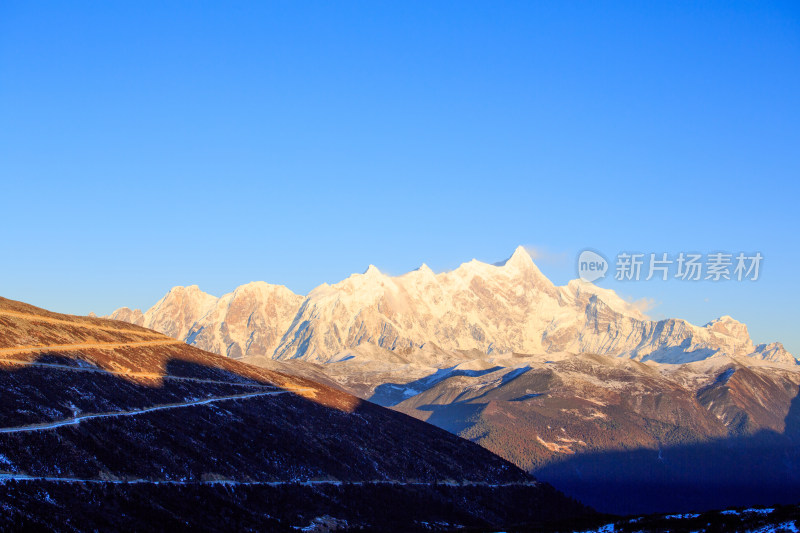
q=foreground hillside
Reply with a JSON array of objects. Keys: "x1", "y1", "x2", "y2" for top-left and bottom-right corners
[{"x1": 0, "y1": 296, "x2": 590, "y2": 531}]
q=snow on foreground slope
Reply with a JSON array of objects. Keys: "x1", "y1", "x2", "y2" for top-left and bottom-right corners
[
  {"x1": 110, "y1": 246, "x2": 795, "y2": 365},
  {"x1": 573, "y1": 504, "x2": 800, "y2": 533}
]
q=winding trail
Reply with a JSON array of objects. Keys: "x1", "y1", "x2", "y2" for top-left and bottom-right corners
[
  {"x1": 0, "y1": 339, "x2": 314, "y2": 433},
  {"x1": 0, "y1": 389, "x2": 309, "y2": 435},
  {"x1": 0, "y1": 474, "x2": 537, "y2": 488}
]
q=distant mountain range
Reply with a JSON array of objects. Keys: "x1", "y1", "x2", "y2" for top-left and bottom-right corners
[
  {"x1": 109, "y1": 246, "x2": 795, "y2": 366},
  {"x1": 107, "y1": 247, "x2": 800, "y2": 514}
]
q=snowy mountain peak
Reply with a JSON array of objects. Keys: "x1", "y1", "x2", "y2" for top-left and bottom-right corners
[
  {"x1": 705, "y1": 315, "x2": 750, "y2": 340},
  {"x1": 446, "y1": 247, "x2": 541, "y2": 283},
  {"x1": 166, "y1": 284, "x2": 209, "y2": 296},
  {"x1": 108, "y1": 248, "x2": 796, "y2": 366},
  {"x1": 753, "y1": 342, "x2": 797, "y2": 364},
  {"x1": 232, "y1": 280, "x2": 297, "y2": 297},
  {"x1": 497, "y1": 245, "x2": 534, "y2": 268},
  {"x1": 401, "y1": 263, "x2": 438, "y2": 284},
  {"x1": 562, "y1": 278, "x2": 647, "y2": 319},
  {"x1": 363, "y1": 264, "x2": 382, "y2": 276},
  {"x1": 706, "y1": 315, "x2": 740, "y2": 326}
]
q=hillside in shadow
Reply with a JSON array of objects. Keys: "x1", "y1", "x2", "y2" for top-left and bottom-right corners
[
  {"x1": 534, "y1": 391, "x2": 800, "y2": 516},
  {"x1": 0, "y1": 348, "x2": 591, "y2": 531}
]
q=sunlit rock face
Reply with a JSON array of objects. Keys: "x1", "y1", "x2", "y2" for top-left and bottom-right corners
[
  {"x1": 110, "y1": 246, "x2": 796, "y2": 366},
  {"x1": 110, "y1": 283, "x2": 303, "y2": 360}
]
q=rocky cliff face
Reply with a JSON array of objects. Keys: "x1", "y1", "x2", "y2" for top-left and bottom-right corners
[
  {"x1": 111, "y1": 282, "x2": 303, "y2": 360},
  {"x1": 112, "y1": 284, "x2": 217, "y2": 341},
  {"x1": 109, "y1": 246, "x2": 796, "y2": 366},
  {"x1": 185, "y1": 282, "x2": 304, "y2": 359}
]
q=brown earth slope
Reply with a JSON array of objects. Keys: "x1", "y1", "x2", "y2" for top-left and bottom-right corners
[{"x1": 0, "y1": 296, "x2": 591, "y2": 532}]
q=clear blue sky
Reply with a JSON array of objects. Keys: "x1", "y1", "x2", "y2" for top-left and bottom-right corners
[{"x1": 1, "y1": 1, "x2": 798, "y2": 354}]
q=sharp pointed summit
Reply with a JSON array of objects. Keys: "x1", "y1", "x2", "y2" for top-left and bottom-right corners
[
  {"x1": 363, "y1": 264, "x2": 382, "y2": 276},
  {"x1": 495, "y1": 246, "x2": 535, "y2": 270},
  {"x1": 507, "y1": 245, "x2": 534, "y2": 264},
  {"x1": 493, "y1": 245, "x2": 536, "y2": 269}
]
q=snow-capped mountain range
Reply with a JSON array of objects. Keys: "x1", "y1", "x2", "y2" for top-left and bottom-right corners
[{"x1": 108, "y1": 246, "x2": 796, "y2": 366}]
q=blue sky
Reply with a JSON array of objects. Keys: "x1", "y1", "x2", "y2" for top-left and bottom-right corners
[{"x1": 1, "y1": 1, "x2": 799, "y2": 354}]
